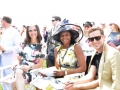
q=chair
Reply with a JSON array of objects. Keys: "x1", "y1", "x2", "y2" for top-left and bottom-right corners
[
  {"x1": 0, "y1": 50, "x2": 18, "y2": 90},
  {"x1": 0, "y1": 65, "x2": 13, "y2": 90},
  {"x1": 0, "y1": 65, "x2": 40, "y2": 90}
]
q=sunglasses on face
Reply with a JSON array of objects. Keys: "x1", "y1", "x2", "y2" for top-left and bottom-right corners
[
  {"x1": 109, "y1": 23, "x2": 114, "y2": 26},
  {"x1": 88, "y1": 36, "x2": 101, "y2": 42},
  {"x1": 52, "y1": 20, "x2": 55, "y2": 22},
  {"x1": 84, "y1": 26, "x2": 90, "y2": 28}
]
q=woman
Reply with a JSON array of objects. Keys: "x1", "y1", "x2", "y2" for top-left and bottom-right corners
[
  {"x1": 53, "y1": 24, "x2": 86, "y2": 77},
  {"x1": 106, "y1": 23, "x2": 120, "y2": 51},
  {"x1": 12, "y1": 25, "x2": 45, "y2": 90}
]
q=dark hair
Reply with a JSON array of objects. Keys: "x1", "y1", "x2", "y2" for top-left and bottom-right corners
[
  {"x1": 52, "y1": 16, "x2": 61, "y2": 21},
  {"x1": 60, "y1": 31, "x2": 76, "y2": 45},
  {"x1": 24, "y1": 25, "x2": 42, "y2": 45},
  {"x1": 88, "y1": 27, "x2": 104, "y2": 36},
  {"x1": 2, "y1": 16, "x2": 12, "y2": 24},
  {"x1": 23, "y1": 25, "x2": 26, "y2": 28}
]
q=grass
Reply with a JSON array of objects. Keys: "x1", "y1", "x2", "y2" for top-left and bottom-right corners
[
  {"x1": 0, "y1": 60, "x2": 47, "y2": 90},
  {"x1": 0, "y1": 84, "x2": 3, "y2": 90}
]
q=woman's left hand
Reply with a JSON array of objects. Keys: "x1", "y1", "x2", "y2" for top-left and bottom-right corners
[
  {"x1": 53, "y1": 70, "x2": 65, "y2": 76},
  {"x1": 21, "y1": 65, "x2": 30, "y2": 72}
]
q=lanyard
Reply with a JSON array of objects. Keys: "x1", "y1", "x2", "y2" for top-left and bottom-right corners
[{"x1": 58, "y1": 45, "x2": 71, "y2": 70}]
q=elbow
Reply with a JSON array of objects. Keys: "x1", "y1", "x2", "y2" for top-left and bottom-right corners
[
  {"x1": 87, "y1": 77, "x2": 94, "y2": 82},
  {"x1": 78, "y1": 66, "x2": 86, "y2": 73},
  {"x1": 81, "y1": 66, "x2": 86, "y2": 72},
  {"x1": 87, "y1": 74, "x2": 95, "y2": 82}
]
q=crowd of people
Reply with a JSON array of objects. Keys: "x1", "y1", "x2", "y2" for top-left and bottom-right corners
[{"x1": 0, "y1": 15, "x2": 120, "y2": 90}]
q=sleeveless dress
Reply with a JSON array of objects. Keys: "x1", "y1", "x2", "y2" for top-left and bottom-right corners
[{"x1": 56, "y1": 44, "x2": 79, "y2": 70}]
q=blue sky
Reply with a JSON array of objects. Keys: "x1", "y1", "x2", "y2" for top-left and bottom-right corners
[{"x1": 0, "y1": 0, "x2": 120, "y2": 29}]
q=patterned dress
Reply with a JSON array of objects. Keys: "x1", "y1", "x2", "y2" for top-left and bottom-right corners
[
  {"x1": 16, "y1": 43, "x2": 46, "y2": 83},
  {"x1": 107, "y1": 32, "x2": 120, "y2": 46},
  {"x1": 56, "y1": 44, "x2": 78, "y2": 70}
]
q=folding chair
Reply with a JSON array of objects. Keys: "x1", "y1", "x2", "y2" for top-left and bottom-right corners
[
  {"x1": 0, "y1": 65, "x2": 13, "y2": 90},
  {"x1": 0, "y1": 51, "x2": 18, "y2": 90},
  {"x1": 0, "y1": 66, "x2": 41, "y2": 90}
]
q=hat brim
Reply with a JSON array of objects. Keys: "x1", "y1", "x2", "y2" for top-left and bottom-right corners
[{"x1": 53, "y1": 29, "x2": 79, "y2": 42}]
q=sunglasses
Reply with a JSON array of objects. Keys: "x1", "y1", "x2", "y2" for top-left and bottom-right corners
[
  {"x1": 88, "y1": 36, "x2": 101, "y2": 42},
  {"x1": 52, "y1": 20, "x2": 55, "y2": 22},
  {"x1": 84, "y1": 26, "x2": 90, "y2": 28},
  {"x1": 109, "y1": 23, "x2": 114, "y2": 26}
]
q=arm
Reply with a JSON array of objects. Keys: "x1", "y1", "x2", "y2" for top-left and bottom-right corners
[
  {"x1": 74, "y1": 65, "x2": 97, "y2": 84},
  {"x1": 30, "y1": 58, "x2": 44, "y2": 69},
  {"x1": 111, "y1": 51, "x2": 120, "y2": 90},
  {"x1": 65, "y1": 65, "x2": 98, "y2": 90},
  {"x1": 21, "y1": 58, "x2": 44, "y2": 72},
  {"x1": 66, "y1": 80, "x2": 99, "y2": 90}
]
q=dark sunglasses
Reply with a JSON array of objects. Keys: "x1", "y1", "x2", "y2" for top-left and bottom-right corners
[
  {"x1": 109, "y1": 23, "x2": 114, "y2": 26},
  {"x1": 52, "y1": 20, "x2": 55, "y2": 22},
  {"x1": 88, "y1": 36, "x2": 101, "y2": 42},
  {"x1": 84, "y1": 26, "x2": 90, "y2": 28}
]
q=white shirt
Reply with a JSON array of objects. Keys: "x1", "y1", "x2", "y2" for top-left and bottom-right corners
[
  {"x1": 80, "y1": 35, "x2": 95, "y2": 56},
  {"x1": 1, "y1": 26, "x2": 21, "y2": 53}
]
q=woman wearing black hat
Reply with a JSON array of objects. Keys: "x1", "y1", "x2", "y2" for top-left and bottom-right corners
[{"x1": 53, "y1": 24, "x2": 86, "y2": 77}]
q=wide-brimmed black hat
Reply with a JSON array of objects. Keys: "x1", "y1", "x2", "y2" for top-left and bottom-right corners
[{"x1": 53, "y1": 24, "x2": 83, "y2": 42}]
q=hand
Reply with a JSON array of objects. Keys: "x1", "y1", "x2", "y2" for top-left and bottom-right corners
[
  {"x1": 53, "y1": 70, "x2": 65, "y2": 76},
  {"x1": 38, "y1": 72, "x2": 47, "y2": 77},
  {"x1": 12, "y1": 65, "x2": 18, "y2": 71},
  {"x1": 64, "y1": 84, "x2": 82, "y2": 90},
  {"x1": 0, "y1": 45, "x2": 5, "y2": 52},
  {"x1": 21, "y1": 65, "x2": 30, "y2": 72},
  {"x1": 64, "y1": 82, "x2": 74, "y2": 90}
]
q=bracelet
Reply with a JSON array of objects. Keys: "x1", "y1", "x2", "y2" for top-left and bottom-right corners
[{"x1": 65, "y1": 70, "x2": 67, "y2": 75}]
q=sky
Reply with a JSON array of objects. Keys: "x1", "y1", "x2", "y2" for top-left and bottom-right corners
[{"x1": 0, "y1": 0, "x2": 120, "y2": 29}]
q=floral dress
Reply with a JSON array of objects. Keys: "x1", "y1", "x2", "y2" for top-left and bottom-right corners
[
  {"x1": 56, "y1": 44, "x2": 79, "y2": 70},
  {"x1": 16, "y1": 43, "x2": 46, "y2": 83}
]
